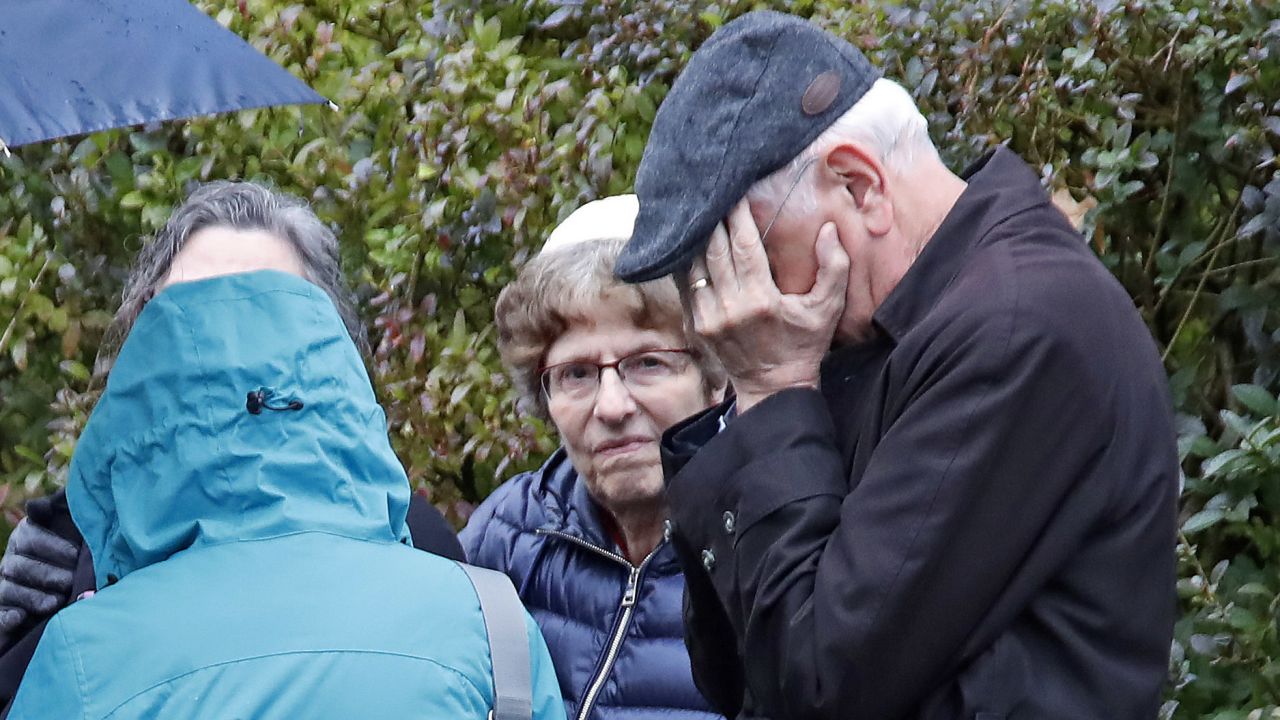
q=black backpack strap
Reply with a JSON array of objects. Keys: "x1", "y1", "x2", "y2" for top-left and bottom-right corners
[{"x1": 458, "y1": 564, "x2": 533, "y2": 720}]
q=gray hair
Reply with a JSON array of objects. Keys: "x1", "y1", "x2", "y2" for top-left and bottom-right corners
[
  {"x1": 101, "y1": 181, "x2": 364, "y2": 366},
  {"x1": 746, "y1": 78, "x2": 938, "y2": 215},
  {"x1": 495, "y1": 236, "x2": 727, "y2": 419}
]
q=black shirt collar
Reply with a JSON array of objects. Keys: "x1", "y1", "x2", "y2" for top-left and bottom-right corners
[{"x1": 872, "y1": 145, "x2": 1047, "y2": 342}]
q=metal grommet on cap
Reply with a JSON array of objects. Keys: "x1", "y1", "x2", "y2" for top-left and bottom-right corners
[
  {"x1": 701, "y1": 549, "x2": 716, "y2": 572},
  {"x1": 722, "y1": 511, "x2": 736, "y2": 535}
]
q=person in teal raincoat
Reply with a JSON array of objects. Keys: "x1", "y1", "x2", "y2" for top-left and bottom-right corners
[{"x1": 7, "y1": 182, "x2": 566, "y2": 720}]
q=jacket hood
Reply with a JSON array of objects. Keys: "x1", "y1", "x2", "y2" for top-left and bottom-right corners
[{"x1": 67, "y1": 271, "x2": 411, "y2": 587}]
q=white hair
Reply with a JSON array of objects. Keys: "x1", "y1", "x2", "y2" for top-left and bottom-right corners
[{"x1": 746, "y1": 78, "x2": 938, "y2": 216}]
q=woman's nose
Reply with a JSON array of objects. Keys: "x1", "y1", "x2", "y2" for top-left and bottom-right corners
[{"x1": 593, "y1": 368, "x2": 638, "y2": 422}]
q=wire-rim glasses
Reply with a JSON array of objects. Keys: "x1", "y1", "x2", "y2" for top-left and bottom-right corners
[
  {"x1": 757, "y1": 155, "x2": 820, "y2": 247},
  {"x1": 539, "y1": 348, "x2": 695, "y2": 402}
]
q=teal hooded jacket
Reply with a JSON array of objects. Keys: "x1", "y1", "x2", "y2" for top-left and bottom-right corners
[{"x1": 8, "y1": 271, "x2": 565, "y2": 720}]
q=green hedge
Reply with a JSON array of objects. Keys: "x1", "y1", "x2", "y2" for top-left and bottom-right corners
[{"x1": 0, "y1": 1, "x2": 1277, "y2": 716}]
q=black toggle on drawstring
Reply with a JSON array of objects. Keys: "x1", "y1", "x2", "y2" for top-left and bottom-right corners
[{"x1": 245, "y1": 387, "x2": 304, "y2": 415}]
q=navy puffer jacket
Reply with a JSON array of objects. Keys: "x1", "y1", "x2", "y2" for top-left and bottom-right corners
[{"x1": 461, "y1": 449, "x2": 721, "y2": 720}]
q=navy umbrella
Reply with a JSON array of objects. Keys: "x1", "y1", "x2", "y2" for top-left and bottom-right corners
[{"x1": 0, "y1": 0, "x2": 328, "y2": 152}]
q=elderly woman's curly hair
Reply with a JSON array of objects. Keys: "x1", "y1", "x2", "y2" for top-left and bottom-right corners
[{"x1": 495, "y1": 236, "x2": 726, "y2": 419}]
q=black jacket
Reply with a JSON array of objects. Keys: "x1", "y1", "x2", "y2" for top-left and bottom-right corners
[
  {"x1": 0, "y1": 489, "x2": 465, "y2": 716},
  {"x1": 661, "y1": 147, "x2": 1179, "y2": 720}
]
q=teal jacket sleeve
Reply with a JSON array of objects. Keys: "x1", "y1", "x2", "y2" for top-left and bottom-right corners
[
  {"x1": 8, "y1": 615, "x2": 87, "y2": 720},
  {"x1": 525, "y1": 613, "x2": 567, "y2": 720}
]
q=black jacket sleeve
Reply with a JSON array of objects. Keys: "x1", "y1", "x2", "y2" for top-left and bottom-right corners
[
  {"x1": 0, "y1": 490, "x2": 93, "y2": 718},
  {"x1": 405, "y1": 493, "x2": 466, "y2": 562},
  {"x1": 663, "y1": 302, "x2": 1109, "y2": 719}
]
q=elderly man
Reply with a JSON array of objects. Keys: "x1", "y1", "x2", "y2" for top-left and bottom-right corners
[
  {"x1": 615, "y1": 11, "x2": 1178, "y2": 720},
  {"x1": 5, "y1": 182, "x2": 565, "y2": 720}
]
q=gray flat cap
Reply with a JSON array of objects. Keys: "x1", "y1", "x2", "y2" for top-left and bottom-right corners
[{"x1": 615, "y1": 11, "x2": 880, "y2": 282}]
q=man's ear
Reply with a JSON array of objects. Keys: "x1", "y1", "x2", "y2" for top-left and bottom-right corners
[{"x1": 823, "y1": 143, "x2": 893, "y2": 236}]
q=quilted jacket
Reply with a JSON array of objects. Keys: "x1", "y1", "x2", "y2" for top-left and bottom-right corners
[{"x1": 462, "y1": 449, "x2": 720, "y2": 720}]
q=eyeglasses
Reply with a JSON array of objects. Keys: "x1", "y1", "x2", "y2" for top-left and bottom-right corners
[
  {"x1": 539, "y1": 349, "x2": 695, "y2": 402},
  {"x1": 757, "y1": 155, "x2": 819, "y2": 247}
]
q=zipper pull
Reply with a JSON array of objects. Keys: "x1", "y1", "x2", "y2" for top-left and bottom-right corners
[{"x1": 621, "y1": 567, "x2": 640, "y2": 608}]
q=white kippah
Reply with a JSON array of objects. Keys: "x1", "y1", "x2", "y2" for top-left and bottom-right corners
[{"x1": 540, "y1": 194, "x2": 639, "y2": 255}]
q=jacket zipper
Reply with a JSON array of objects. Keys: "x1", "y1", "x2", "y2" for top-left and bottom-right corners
[{"x1": 536, "y1": 528, "x2": 657, "y2": 720}]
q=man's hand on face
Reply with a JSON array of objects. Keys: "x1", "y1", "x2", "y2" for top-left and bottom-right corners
[{"x1": 682, "y1": 199, "x2": 849, "y2": 414}]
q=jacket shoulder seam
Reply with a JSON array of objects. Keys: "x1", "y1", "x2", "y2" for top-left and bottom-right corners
[
  {"x1": 99, "y1": 649, "x2": 491, "y2": 718},
  {"x1": 53, "y1": 616, "x2": 91, "y2": 720}
]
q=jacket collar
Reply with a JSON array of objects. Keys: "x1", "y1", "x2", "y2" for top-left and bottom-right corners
[
  {"x1": 536, "y1": 449, "x2": 681, "y2": 572},
  {"x1": 872, "y1": 145, "x2": 1048, "y2": 343}
]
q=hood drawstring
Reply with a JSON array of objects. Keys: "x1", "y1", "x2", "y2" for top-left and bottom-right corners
[{"x1": 245, "y1": 387, "x2": 304, "y2": 415}]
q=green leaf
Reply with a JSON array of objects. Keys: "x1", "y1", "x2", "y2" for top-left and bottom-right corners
[
  {"x1": 1234, "y1": 582, "x2": 1273, "y2": 598},
  {"x1": 13, "y1": 445, "x2": 44, "y2": 465},
  {"x1": 11, "y1": 337, "x2": 27, "y2": 370},
  {"x1": 1231, "y1": 384, "x2": 1277, "y2": 417},
  {"x1": 1188, "y1": 436, "x2": 1220, "y2": 459},
  {"x1": 1224, "y1": 73, "x2": 1250, "y2": 95},
  {"x1": 1177, "y1": 240, "x2": 1207, "y2": 266},
  {"x1": 1182, "y1": 506, "x2": 1225, "y2": 534},
  {"x1": 141, "y1": 203, "x2": 171, "y2": 229},
  {"x1": 1220, "y1": 410, "x2": 1255, "y2": 441},
  {"x1": 1210, "y1": 559, "x2": 1229, "y2": 584},
  {"x1": 119, "y1": 191, "x2": 146, "y2": 210},
  {"x1": 1071, "y1": 45, "x2": 1095, "y2": 71},
  {"x1": 474, "y1": 16, "x2": 501, "y2": 52},
  {"x1": 1238, "y1": 214, "x2": 1269, "y2": 239},
  {"x1": 58, "y1": 360, "x2": 90, "y2": 382},
  {"x1": 104, "y1": 152, "x2": 133, "y2": 187},
  {"x1": 1201, "y1": 448, "x2": 1248, "y2": 478}
]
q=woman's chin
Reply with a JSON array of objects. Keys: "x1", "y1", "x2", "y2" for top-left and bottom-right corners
[{"x1": 587, "y1": 464, "x2": 666, "y2": 510}]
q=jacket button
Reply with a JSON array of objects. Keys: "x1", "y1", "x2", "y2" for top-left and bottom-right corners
[
  {"x1": 722, "y1": 511, "x2": 736, "y2": 534},
  {"x1": 663, "y1": 519, "x2": 674, "y2": 541},
  {"x1": 701, "y1": 549, "x2": 716, "y2": 572}
]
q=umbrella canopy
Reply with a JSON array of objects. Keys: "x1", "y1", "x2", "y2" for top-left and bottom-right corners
[{"x1": 0, "y1": 0, "x2": 327, "y2": 150}]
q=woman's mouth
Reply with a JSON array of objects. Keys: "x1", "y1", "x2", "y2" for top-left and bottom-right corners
[{"x1": 594, "y1": 436, "x2": 652, "y2": 457}]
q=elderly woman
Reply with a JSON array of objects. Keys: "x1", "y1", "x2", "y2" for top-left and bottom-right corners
[{"x1": 461, "y1": 195, "x2": 726, "y2": 720}]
